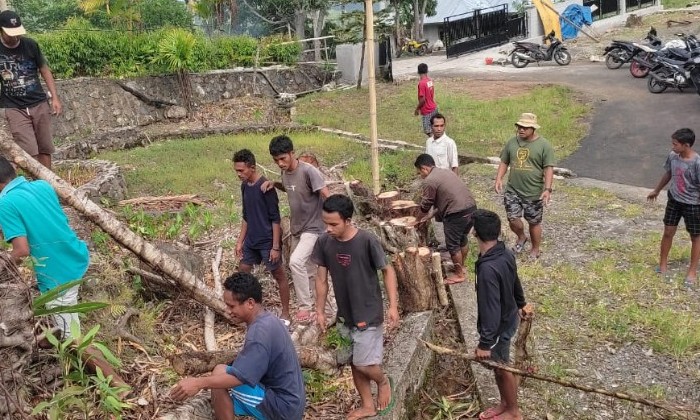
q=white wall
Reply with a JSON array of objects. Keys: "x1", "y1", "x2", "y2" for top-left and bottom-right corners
[{"x1": 336, "y1": 42, "x2": 381, "y2": 85}]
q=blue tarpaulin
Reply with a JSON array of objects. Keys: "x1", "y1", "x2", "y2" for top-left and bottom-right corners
[{"x1": 560, "y1": 4, "x2": 593, "y2": 40}]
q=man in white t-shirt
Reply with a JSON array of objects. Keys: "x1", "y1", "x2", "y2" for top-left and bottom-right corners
[{"x1": 425, "y1": 113, "x2": 460, "y2": 252}]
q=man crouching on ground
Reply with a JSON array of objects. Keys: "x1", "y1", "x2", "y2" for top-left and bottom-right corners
[
  {"x1": 472, "y1": 209, "x2": 533, "y2": 420},
  {"x1": 170, "y1": 272, "x2": 305, "y2": 420}
]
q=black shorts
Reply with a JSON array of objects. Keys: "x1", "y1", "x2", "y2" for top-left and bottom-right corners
[
  {"x1": 443, "y1": 206, "x2": 476, "y2": 254},
  {"x1": 490, "y1": 314, "x2": 519, "y2": 363},
  {"x1": 664, "y1": 193, "x2": 700, "y2": 236}
]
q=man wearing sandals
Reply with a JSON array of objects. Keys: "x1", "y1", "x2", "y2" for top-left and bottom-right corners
[
  {"x1": 312, "y1": 195, "x2": 399, "y2": 420},
  {"x1": 647, "y1": 128, "x2": 699, "y2": 289},
  {"x1": 233, "y1": 149, "x2": 290, "y2": 323},
  {"x1": 472, "y1": 209, "x2": 533, "y2": 420},
  {"x1": 494, "y1": 113, "x2": 555, "y2": 259},
  {"x1": 265, "y1": 135, "x2": 336, "y2": 324},
  {"x1": 415, "y1": 154, "x2": 477, "y2": 284}
]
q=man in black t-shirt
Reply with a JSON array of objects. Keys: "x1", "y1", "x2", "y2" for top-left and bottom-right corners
[
  {"x1": 312, "y1": 194, "x2": 399, "y2": 420},
  {"x1": 0, "y1": 10, "x2": 62, "y2": 169}
]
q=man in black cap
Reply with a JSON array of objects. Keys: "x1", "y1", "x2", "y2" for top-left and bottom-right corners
[{"x1": 0, "y1": 10, "x2": 61, "y2": 169}]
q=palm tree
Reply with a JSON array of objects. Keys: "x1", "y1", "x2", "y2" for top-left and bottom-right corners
[{"x1": 79, "y1": 0, "x2": 142, "y2": 30}]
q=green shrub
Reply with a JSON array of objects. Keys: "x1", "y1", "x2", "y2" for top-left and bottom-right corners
[
  {"x1": 261, "y1": 34, "x2": 302, "y2": 65},
  {"x1": 35, "y1": 23, "x2": 299, "y2": 79}
]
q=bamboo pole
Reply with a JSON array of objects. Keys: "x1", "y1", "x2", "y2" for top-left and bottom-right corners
[
  {"x1": 421, "y1": 340, "x2": 700, "y2": 416},
  {"x1": 365, "y1": 0, "x2": 380, "y2": 195}
]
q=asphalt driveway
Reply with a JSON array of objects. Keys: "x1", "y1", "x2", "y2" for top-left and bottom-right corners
[{"x1": 393, "y1": 53, "x2": 700, "y2": 189}]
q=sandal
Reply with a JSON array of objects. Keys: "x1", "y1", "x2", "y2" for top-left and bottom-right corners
[
  {"x1": 376, "y1": 376, "x2": 396, "y2": 416},
  {"x1": 655, "y1": 266, "x2": 673, "y2": 283},
  {"x1": 478, "y1": 407, "x2": 505, "y2": 419},
  {"x1": 512, "y1": 238, "x2": 528, "y2": 254},
  {"x1": 684, "y1": 277, "x2": 696, "y2": 290}
]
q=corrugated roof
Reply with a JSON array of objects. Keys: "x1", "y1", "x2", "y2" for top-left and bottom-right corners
[{"x1": 424, "y1": 0, "x2": 510, "y2": 24}]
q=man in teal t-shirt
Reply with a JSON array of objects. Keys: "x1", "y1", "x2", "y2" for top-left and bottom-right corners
[
  {"x1": 494, "y1": 113, "x2": 556, "y2": 259},
  {"x1": 0, "y1": 157, "x2": 89, "y2": 339}
]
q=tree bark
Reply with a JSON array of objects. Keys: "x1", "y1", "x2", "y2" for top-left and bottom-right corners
[
  {"x1": 412, "y1": 0, "x2": 420, "y2": 40},
  {"x1": 0, "y1": 253, "x2": 33, "y2": 417},
  {"x1": 393, "y1": 246, "x2": 436, "y2": 311},
  {"x1": 419, "y1": 0, "x2": 428, "y2": 39},
  {"x1": 0, "y1": 134, "x2": 233, "y2": 322},
  {"x1": 294, "y1": 9, "x2": 306, "y2": 40},
  {"x1": 311, "y1": 9, "x2": 326, "y2": 62}
]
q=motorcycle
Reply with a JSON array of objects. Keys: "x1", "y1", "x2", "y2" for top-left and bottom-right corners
[
  {"x1": 603, "y1": 28, "x2": 662, "y2": 70},
  {"x1": 647, "y1": 52, "x2": 700, "y2": 95},
  {"x1": 509, "y1": 30, "x2": 571, "y2": 68},
  {"x1": 398, "y1": 38, "x2": 430, "y2": 57},
  {"x1": 630, "y1": 29, "x2": 700, "y2": 78}
]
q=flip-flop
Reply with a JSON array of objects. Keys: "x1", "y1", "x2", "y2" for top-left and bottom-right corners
[
  {"x1": 376, "y1": 376, "x2": 395, "y2": 416},
  {"x1": 684, "y1": 277, "x2": 696, "y2": 290},
  {"x1": 444, "y1": 276, "x2": 466, "y2": 285},
  {"x1": 478, "y1": 407, "x2": 504, "y2": 419},
  {"x1": 512, "y1": 238, "x2": 528, "y2": 254},
  {"x1": 655, "y1": 267, "x2": 673, "y2": 283}
]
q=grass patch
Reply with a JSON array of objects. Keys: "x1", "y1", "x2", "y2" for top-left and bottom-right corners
[
  {"x1": 662, "y1": 0, "x2": 700, "y2": 9},
  {"x1": 295, "y1": 82, "x2": 590, "y2": 159}
]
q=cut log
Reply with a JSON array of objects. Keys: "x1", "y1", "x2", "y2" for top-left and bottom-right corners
[
  {"x1": 431, "y1": 252, "x2": 449, "y2": 306},
  {"x1": 390, "y1": 200, "x2": 420, "y2": 218},
  {"x1": 0, "y1": 134, "x2": 232, "y2": 322},
  {"x1": 393, "y1": 246, "x2": 436, "y2": 312},
  {"x1": 169, "y1": 346, "x2": 340, "y2": 376}
]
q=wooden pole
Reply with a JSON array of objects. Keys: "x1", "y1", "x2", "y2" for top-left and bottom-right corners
[
  {"x1": 540, "y1": 1, "x2": 600, "y2": 43},
  {"x1": 365, "y1": 0, "x2": 381, "y2": 195},
  {"x1": 421, "y1": 340, "x2": 700, "y2": 416}
]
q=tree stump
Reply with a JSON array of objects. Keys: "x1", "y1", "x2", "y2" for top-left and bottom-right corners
[
  {"x1": 390, "y1": 200, "x2": 420, "y2": 219},
  {"x1": 377, "y1": 191, "x2": 400, "y2": 218},
  {"x1": 392, "y1": 246, "x2": 436, "y2": 312}
]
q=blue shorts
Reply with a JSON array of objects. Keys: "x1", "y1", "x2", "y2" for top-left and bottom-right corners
[
  {"x1": 241, "y1": 243, "x2": 281, "y2": 272},
  {"x1": 490, "y1": 315, "x2": 519, "y2": 363},
  {"x1": 229, "y1": 383, "x2": 267, "y2": 420}
]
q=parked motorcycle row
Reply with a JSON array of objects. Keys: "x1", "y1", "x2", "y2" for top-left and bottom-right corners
[{"x1": 603, "y1": 27, "x2": 700, "y2": 96}]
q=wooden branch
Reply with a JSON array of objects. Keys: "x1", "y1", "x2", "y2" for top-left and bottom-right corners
[
  {"x1": 169, "y1": 345, "x2": 339, "y2": 377},
  {"x1": 115, "y1": 308, "x2": 142, "y2": 345},
  {"x1": 204, "y1": 247, "x2": 224, "y2": 352},
  {"x1": 118, "y1": 194, "x2": 205, "y2": 207},
  {"x1": 431, "y1": 252, "x2": 449, "y2": 306},
  {"x1": 0, "y1": 138, "x2": 233, "y2": 322},
  {"x1": 421, "y1": 340, "x2": 700, "y2": 416},
  {"x1": 115, "y1": 80, "x2": 178, "y2": 108}
]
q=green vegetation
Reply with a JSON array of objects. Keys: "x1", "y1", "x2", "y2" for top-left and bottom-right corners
[
  {"x1": 295, "y1": 83, "x2": 590, "y2": 159},
  {"x1": 661, "y1": 0, "x2": 700, "y2": 9},
  {"x1": 35, "y1": 21, "x2": 301, "y2": 79}
]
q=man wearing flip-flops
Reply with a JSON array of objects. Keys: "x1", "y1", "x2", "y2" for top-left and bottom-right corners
[{"x1": 494, "y1": 113, "x2": 556, "y2": 259}]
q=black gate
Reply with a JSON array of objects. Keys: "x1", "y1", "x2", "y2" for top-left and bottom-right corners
[
  {"x1": 445, "y1": 4, "x2": 527, "y2": 59},
  {"x1": 625, "y1": 0, "x2": 655, "y2": 11},
  {"x1": 584, "y1": 0, "x2": 620, "y2": 20}
]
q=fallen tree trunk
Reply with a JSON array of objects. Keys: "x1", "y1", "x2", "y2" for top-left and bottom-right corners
[
  {"x1": 0, "y1": 134, "x2": 232, "y2": 322},
  {"x1": 169, "y1": 345, "x2": 340, "y2": 376}
]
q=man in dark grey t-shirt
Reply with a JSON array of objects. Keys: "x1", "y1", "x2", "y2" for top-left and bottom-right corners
[
  {"x1": 265, "y1": 135, "x2": 336, "y2": 324},
  {"x1": 312, "y1": 194, "x2": 399, "y2": 420}
]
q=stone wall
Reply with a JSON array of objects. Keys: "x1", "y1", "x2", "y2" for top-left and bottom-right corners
[{"x1": 54, "y1": 64, "x2": 334, "y2": 141}]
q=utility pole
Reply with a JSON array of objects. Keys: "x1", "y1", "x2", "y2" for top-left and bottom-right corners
[{"x1": 365, "y1": 0, "x2": 380, "y2": 195}]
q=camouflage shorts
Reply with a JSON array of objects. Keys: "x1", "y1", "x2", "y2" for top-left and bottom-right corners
[{"x1": 504, "y1": 190, "x2": 544, "y2": 225}]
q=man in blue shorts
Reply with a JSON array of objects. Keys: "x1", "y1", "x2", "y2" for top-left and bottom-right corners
[
  {"x1": 233, "y1": 149, "x2": 290, "y2": 322},
  {"x1": 170, "y1": 272, "x2": 306, "y2": 420},
  {"x1": 313, "y1": 194, "x2": 399, "y2": 420},
  {"x1": 472, "y1": 209, "x2": 532, "y2": 420}
]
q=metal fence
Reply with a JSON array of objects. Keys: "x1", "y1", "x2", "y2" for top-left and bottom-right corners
[{"x1": 444, "y1": 5, "x2": 527, "y2": 59}]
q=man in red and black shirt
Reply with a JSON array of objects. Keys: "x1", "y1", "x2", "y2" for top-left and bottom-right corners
[{"x1": 414, "y1": 63, "x2": 438, "y2": 136}]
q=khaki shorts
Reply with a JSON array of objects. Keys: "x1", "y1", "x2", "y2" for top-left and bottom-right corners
[
  {"x1": 339, "y1": 324, "x2": 384, "y2": 367},
  {"x1": 5, "y1": 100, "x2": 55, "y2": 156}
]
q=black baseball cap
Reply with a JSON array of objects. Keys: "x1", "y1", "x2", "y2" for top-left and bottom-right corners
[{"x1": 0, "y1": 11, "x2": 26, "y2": 37}]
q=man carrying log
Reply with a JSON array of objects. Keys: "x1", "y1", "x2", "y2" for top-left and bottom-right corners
[
  {"x1": 233, "y1": 149, "x2": 290, "y2": 324},
  {"x1": 0, "y1": 156, "x2": 128, "y2": 390},
  {"x1": 264, "y1": 135, "x2": 336, "y2": 324},
  {"x1": 415, "y1": 154, "x2": 477, "y2": 284},
  {"x1": 170, "y1": 272, "x2": 306, "y2": 420},
  {"x1": 312, "y1": 194, "x2": 399, "y2": 420},
  {"x1": 472, "y1": 209, "x2": 532, "y2": 420}
]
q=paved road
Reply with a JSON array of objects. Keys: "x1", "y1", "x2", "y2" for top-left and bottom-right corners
[{"x1": 392, "y1": 52, "x2": 700, "y2": 188}]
